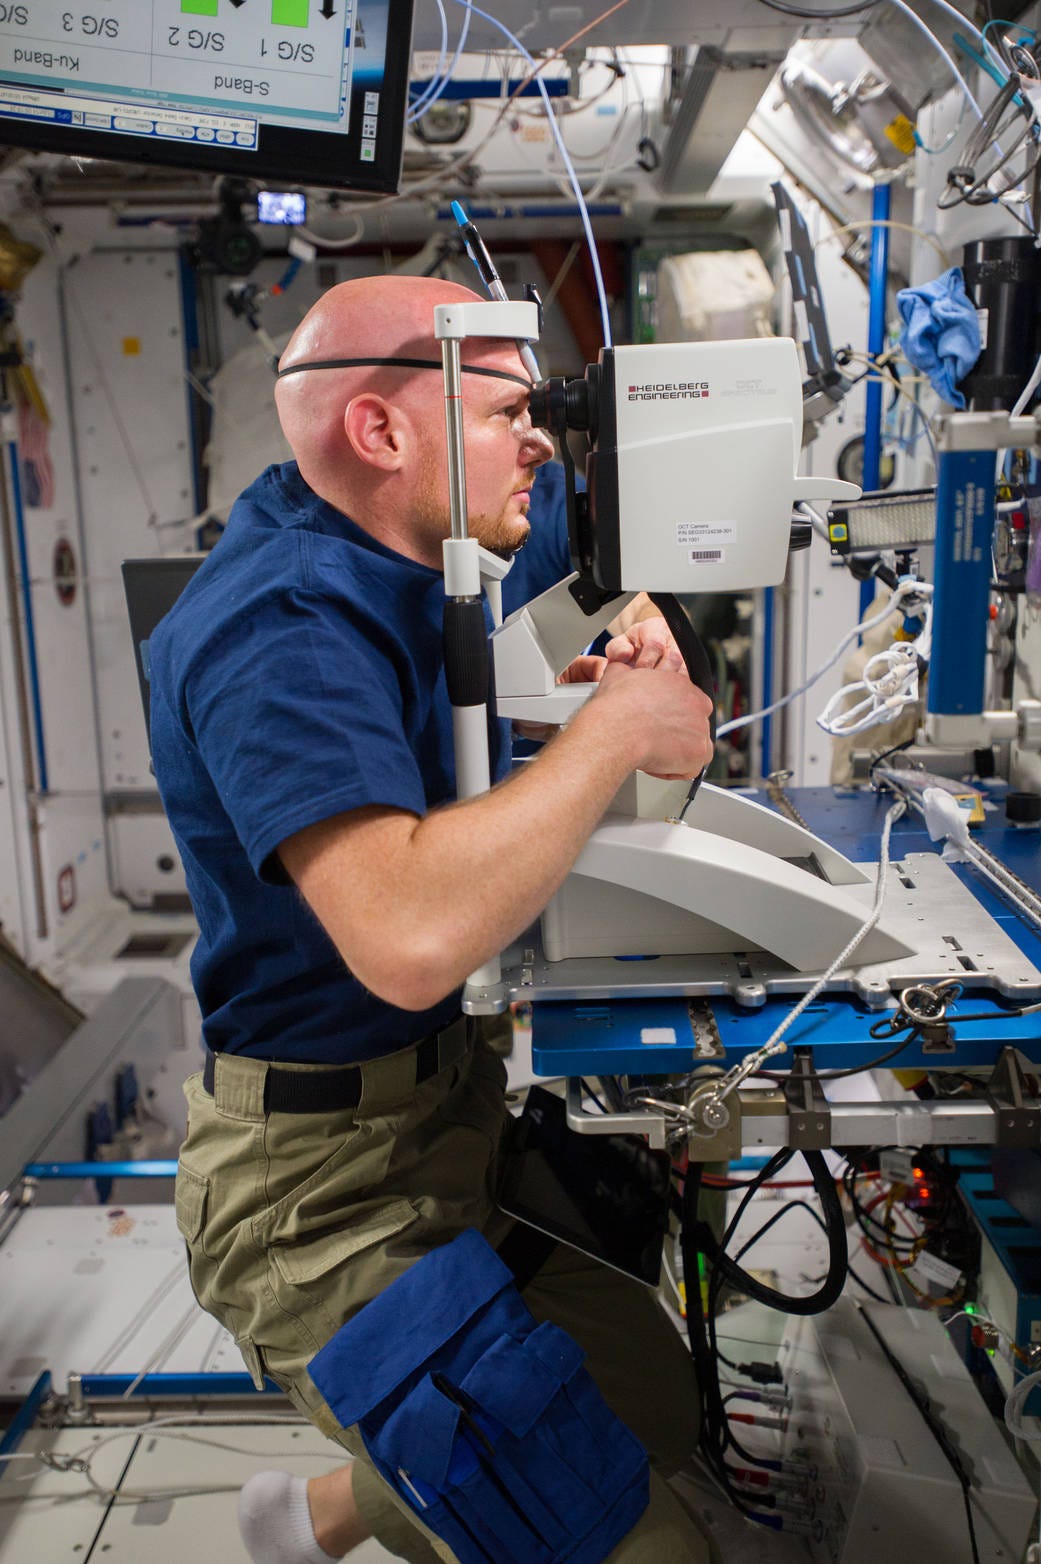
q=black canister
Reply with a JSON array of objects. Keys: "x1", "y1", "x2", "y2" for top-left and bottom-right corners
[{"x1": 961, "y1": 236, "x2": 1041, "y2": 410}]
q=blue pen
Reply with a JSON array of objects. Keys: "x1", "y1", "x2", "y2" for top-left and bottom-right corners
[{"x1": 451, "y1": 200, "x2": 541, "y2": 382}]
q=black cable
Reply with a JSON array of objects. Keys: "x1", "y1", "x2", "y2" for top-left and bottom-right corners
[
  {"x1": 755, "y1": 0, "x2": 883, "y2": 14},
  {"x1": 681, "y1": 1162, "x2": 758, "y2": 1508},
  {"x1": 649, "y1": 594, "x2": 716, "y2": 816},
  {"x1": 847, "y1": 1262, "x2": 893, "y2": 1305},
  {"x1": 848, "y1": 1197, "x2": 916, "y2": 1250},
  {"x1": 733, "y1": 1198, "x2": 824, "y2": 1263},
  {"x1": 700, "y1": 1151, "x2": 849, "y2": 1316},
  {"x1": 962, "y1": 1486, "x2": 982, "y2": 1564},
  {"x1": 763, "y1": 997, "x2": 1031, "y2": 1087},
  {"x1": 813, "y1": 1029, "x2": 923, "y2": 1079},
  {"x1": 682, "y1": 1154, "x2": 804, "y2": 1501},
  {"x1": 648, "y1": 594, "x2": 717, "y2": 737},
  {"x1": 579, "y1": 1079, "x2": 607, "y2": 1113},
  {"x1": 869, "y1": 738, "x2": 916, "y2": 784},
  {"x1": 842, "y1": 1155, "x2": 919, "y2": 1252},
  {"x1": 734, "y1": 1188, "x2": 895, "y2": 1305},
  {"x1": 706, "y1": 1153, "x2": 796, "y2": 1472},
  {"x1": 756, "y1": 1030, "x2": 923, "y2": 1083}
]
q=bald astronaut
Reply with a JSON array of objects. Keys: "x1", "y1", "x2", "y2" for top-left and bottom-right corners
[{"x1": 149, "y1": 274, "x2": 715, "y2": 1564}]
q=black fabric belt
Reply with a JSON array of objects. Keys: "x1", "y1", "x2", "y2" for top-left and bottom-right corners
[{"x1": 202, "y1": 1016, "x2": 471, "y2": 1114}]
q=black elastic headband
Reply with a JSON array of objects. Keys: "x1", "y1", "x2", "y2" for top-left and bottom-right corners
[{"x1": 276, "y1": 356, "x2": 533, "y2": 389}]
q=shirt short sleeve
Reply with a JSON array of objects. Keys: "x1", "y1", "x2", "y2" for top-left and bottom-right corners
[{"x1": 183, "y1": 581, "x2": 426, "y2": 882}]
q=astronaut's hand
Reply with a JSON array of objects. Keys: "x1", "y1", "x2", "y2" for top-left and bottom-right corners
[{"x1": 604, "y1": 616, "x2": 685, "y2": 672}]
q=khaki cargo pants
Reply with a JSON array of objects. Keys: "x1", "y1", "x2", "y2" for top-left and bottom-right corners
[{"x1": 176, "y1": 1021, "x2": 714, "y2": 1563}]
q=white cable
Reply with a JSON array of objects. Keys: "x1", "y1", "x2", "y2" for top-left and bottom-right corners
[
  {"x1": 91, "y1": 1259, "x2": 187, "y2": 1373},
  {"x1": 816, "y1": 219, "x2": 954, "y2": 271},
  {"x1": 407, "y1": 0, "x2": 449, "y2": 123},
  {"x1": 410, "y1": 0, "x2": 473, "y2": 124},
  {"x1": 817, "y1": 590, "x2": 932, "y2": 737},
  {"x1": 1005, "y1": 1369, "x2": 1041, "y2": 1443},
  {"x1": 886, "y1": 0, "x2": 985, "y2": 123},
  {"x1": 1012, "y1": 348, "x2": 1041, "y2": 416},
  {"x1": 446, "y1": 0, "x2": 612, "y2": 348},
  {"x1": 0, "y1": 1414, "x2": 345, "y2": 1506},
  {"x1": 995, "y1": 346, "x2": 1041, "y2": 479},
  {"x1": 915, "y1": 0, "x2": 1003, "y2": 70},
  {"x1": 817, "y1": 644, "x2": 922, "y2": 736},
  {"x1": 944, "y1": 1308, "x2": 1030, "y2": 1366},
  {"x1": 751, "y1": 799, "x2": 905, "y2": 1062},
  {"x1": 295, "y1": 212, "x2": 365, "y2": 251},
  {"x1": 697, "y1": 800, "x2": 906, "y2": 1121},
  {"x1": 717, "y1": 578, "x2": 926, "y2": 738},
  {"x1": 120, "y1": 1304, "x2": 201, "y2": 1400}
]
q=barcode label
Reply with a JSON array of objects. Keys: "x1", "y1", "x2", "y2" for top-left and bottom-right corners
[{"x1": 690, "y1": 549, "x2": 724, "y2": 563}]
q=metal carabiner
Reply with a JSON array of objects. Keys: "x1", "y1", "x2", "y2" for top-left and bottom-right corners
[{"x1": 898, "y1": 978, "x2": 964, "y2": 1026}]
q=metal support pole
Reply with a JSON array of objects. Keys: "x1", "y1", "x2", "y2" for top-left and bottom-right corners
[
  {"x1": 439, "y1": 336, "x2": 504, "y2": 1007},
  {"x1": 441, "y1": 336, "x2": 469, "y2": 543},
  {"x1": 861, "y1": 182, "x2": 891, "y2": 617}
]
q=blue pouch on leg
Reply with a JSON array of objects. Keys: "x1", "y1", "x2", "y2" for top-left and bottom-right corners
[{"x1": 307, "y1": 1228, "x2": 650, "y2": 1564}]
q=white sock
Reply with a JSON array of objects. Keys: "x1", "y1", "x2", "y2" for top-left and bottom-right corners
[{"x1": 238, "y1": 1470, "x2": 342, "y2": 1564}]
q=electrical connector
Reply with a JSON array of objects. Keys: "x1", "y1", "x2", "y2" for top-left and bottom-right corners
[{"x1": 734, "y1": 1359, "x2": 785, "y2": 1385}]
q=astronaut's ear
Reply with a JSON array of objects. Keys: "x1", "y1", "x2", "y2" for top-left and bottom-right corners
[{"x1": 344, "y1": 393, "x2": 404, "y2": 470}]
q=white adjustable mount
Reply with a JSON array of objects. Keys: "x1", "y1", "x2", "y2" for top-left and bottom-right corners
[{"x1": 435, "y1": 298, "x2": 540, "y2": 1015}]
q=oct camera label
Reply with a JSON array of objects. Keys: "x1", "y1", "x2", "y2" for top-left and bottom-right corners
[{"x1": 678, "y1": 522, "x2": 734, "y2": 548}]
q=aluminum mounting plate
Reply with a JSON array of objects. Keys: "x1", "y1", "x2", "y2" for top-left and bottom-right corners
[{"x1": 503, "y1": 853, "x2": 1041, "y2": 1009}]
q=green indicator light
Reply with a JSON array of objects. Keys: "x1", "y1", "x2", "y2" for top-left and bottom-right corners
[
  {"x1": 272, "y1": 0, "x2": 310, "y2": 23},
  {"x1": 964, "y1": 1302, "x2": 977, "y2": 1315},
  {"x1": 181, "y1": 0, "x2": 219, "y2": 14}
]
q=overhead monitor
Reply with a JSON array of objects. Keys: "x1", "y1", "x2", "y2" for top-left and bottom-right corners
[{"x1": 0, "y1": 0, "x2": 414, "y2": 192}]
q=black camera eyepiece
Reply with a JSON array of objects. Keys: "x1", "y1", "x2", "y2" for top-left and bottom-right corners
[{"x1": 529, "y1": 365, "x2": 600, "y2": 442}]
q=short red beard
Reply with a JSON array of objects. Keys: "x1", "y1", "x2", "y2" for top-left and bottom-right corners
[{"x1": 412, "y1": 468, "x2": 531, "y2": 556}]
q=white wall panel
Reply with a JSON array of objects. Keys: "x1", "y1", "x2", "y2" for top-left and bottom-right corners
[
  {"x1": 35, "y1": 792, "x2": 109, "y2": 948},
  {"x1": 0, "y1": 244, "x2": 111, "y2": 963},
  {"x1": 63, "y1": 249, "x2": 194, "y2": 897},
  {"x1": 0, "y1": 529, "x2": 29, "y2": 956}
]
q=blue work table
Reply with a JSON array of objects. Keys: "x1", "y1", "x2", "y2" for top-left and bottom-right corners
[{"x1": 529, "y1": 786, "x2": 1041, "y2": 1079}]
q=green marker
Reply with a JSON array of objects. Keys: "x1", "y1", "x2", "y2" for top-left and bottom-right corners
[
  {"x1": 181, "y1": 0, "x2": 219, "y2": 15},
  {"x1": 272, "y1": 0, "x2": 309, "y2": 24}
]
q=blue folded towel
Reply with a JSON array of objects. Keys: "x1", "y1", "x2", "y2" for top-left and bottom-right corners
[{"x1": 896, "y1": 266, "x2": 981, "y2": 409}]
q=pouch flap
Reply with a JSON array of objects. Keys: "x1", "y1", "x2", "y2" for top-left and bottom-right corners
[
  {"x1": 461, "y1": 1332, "x2": 569, "y2": 1438},
  {"x1": 378, "y1": 1374, "x2": 465, "y2": 1490},
  {"x1": 309, "y1": 1228, "x2": 517, "y2": 1426},
  {"x1": 527, "y1": 1321, "x2": 584, "y2": 1385}
]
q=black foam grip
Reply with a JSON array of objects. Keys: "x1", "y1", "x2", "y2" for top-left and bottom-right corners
[
  {"x1": 443, "y1": 599, "x2": 490, "y2": 709},
  {"x1": 649, "y1": 593, "x2": 717, "y2": 804}
]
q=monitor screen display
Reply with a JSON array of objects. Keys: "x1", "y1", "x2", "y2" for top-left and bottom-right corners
[
  {"x1": 0, "y1": 0, "x2": 414, "y2": 192},
  {"x1": 257, "y1": 188, "x2": 307, "y2": 222}
]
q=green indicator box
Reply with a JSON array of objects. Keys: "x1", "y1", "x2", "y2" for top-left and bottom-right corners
[
  {"x1": 181, "y1": 0, "x2": 219, "y2": 14},
  {"x1": 272, "y1": 0, "x2": 309, "y2": 24}
]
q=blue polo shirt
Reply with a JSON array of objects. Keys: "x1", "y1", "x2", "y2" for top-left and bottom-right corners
[{"x1": 149, "y1": 460, "x2": 573, "y2": 1063}]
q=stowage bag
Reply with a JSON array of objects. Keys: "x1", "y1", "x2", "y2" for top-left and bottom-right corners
[{"x1": 307, "y1": 1227, "x2": 649, "y2": 1563}]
